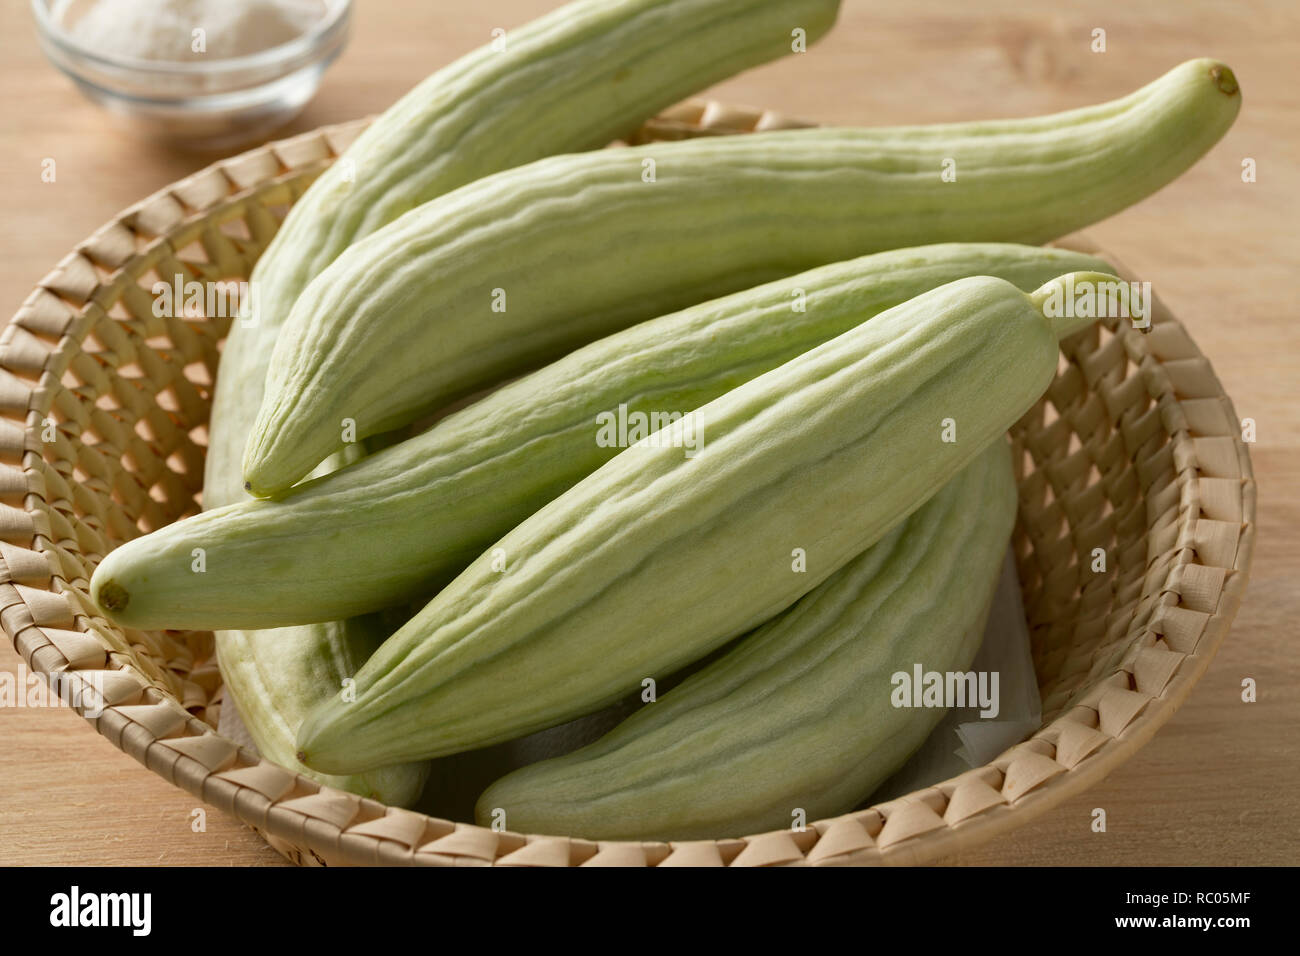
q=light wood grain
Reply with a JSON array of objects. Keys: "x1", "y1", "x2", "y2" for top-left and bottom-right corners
[{"x1": 1, "y1": 0, "x2": 1295, "y2": 866}]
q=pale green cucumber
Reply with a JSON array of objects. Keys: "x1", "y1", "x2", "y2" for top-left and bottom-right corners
[
  {"x1": 294, "y1": 272, "x2": 1107, "y2": 773},
  {"x1": 244, "y1": 58, "x2": 1240, "y2": 495},
  {"x1": 220, "y1": 0, "x2": 840, "y2": 437},
  {"x1": 216, "y1": 616, "x2": 429, "y2": 805},
  {"x1": 476, "y1": 441, "x2": 1016, "y2": 841},
  {"x1": 213, "y1": 0, "x2": 841, "y2": 499},
  {"x1": 94, "y1": 244, "x2": 1109, "y2": 631}
]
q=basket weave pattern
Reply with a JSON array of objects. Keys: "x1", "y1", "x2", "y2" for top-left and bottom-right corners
[{"x1": 0, "y1": 104, "x2": 1254, "y2": 866}]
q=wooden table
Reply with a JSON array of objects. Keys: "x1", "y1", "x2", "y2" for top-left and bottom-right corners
[{"x1": 1, "y1": 0, "x2": 1295, "y2": 866}]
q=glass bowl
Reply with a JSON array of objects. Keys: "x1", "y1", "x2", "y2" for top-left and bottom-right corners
[{"x1": 31, "y1": 0, "x2": 352, "y2": 151}]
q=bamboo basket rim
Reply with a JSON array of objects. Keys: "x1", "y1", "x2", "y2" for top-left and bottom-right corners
[{"x1": 0, "y1": 102, "x2": 1255, "y2": 867}]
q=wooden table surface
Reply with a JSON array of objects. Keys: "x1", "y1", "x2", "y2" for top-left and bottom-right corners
[{"x1": 1, "y1": 0, "x2": 1295, "y2": 866}]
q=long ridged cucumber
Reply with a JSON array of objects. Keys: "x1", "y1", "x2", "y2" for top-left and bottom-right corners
[
  {"x1": 216, "y1": 615, "x2": 430, "y2": 803},
  {"x1": 213, "y1": 0, "x2": 841, "y2": 498},
  {"x1": 94, "y1": 244, "x2": 1108, "y2": 631},
  {"x1": 244, "y1": 58, "x2": 1240, "y2": 495},
  {"x1": 294, "y1": 272, "x2": 1105, "y2": 773},
  {"x1": 476, "y1": 441, "x2": 1017, "y2": 841},
  {"x1": 228, "y1": 0, "x2": 839, "y2": 396},
  {"x1": 204, "y1": 0, "x2": 833, "y2": 801}
]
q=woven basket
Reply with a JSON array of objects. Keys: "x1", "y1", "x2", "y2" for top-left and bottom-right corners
[{"x1": 0, "y1": 102, "x2": 1255, "y2": 867}]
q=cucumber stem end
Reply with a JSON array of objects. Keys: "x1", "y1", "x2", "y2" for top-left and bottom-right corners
[{"x1": 1209, "y1": 64, "x2": 1239, "y2": 96}]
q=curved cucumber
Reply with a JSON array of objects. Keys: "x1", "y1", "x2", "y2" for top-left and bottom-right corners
[
  {"x1": 93, "y1": 244, "x2": 1108, "y2": 630},
  {"x1": 476, "y1": 441, "x2": 1016, "y2": 841},
  {"x1": 244, "y1": 58, "x2": 1240, "y2": 494},
  {"x1": 211, "y1": 0, "x2": 838, "y2": 503},
  {"x1": 293, "y1": 272, "x2": 1102, "y2": 773},
  {"x1": 217, "y1": 618, "x2": 430, "y2": 805}
]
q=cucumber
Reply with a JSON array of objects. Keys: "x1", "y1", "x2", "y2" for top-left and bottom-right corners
[
  {"x1": 228, "y1": 0, "x2": 840, "y2": 402},
  {"x1": 476, "y1": 441, "x2": 1016, "y2": 841},
  {"x1": 243, "y1": 59, "x2": 1240, "y2": 495},
  {"x1": 293, "y1": 272, "x2": 1108, "y2": 773},
  {"x1": 216, "y1": 617, "x2": 430, "y2": 804},
  {"x1": 213, "y1": 0, "x2": 838, "y2": 501},
  {"x1": 93, "y1": 244, "x2": 1109, "y2": 630}
]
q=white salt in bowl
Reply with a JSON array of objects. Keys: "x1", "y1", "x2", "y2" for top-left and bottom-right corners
[{"x1": 31, "y1": 0, "x2": 351, "y2": 150}]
